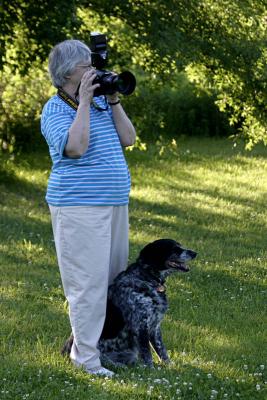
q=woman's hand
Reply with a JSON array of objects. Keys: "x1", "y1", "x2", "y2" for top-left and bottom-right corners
[
  {"x1": 106, "y1": 93, "x2": 136, "y2": 147},
  {"x1": 79, "y1": 69, "x2": 100, "y2": 106},
  {"x1": 106, "y1": 92, "x2": 119, "y2": 104}
]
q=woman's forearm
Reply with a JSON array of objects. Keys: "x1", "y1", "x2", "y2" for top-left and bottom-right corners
[
  {"x1": 110, "y1": 103, "x2": 136, "y2": 147},
  {"x1": 64, "y1": 103, "x2": 90, "y2": 158}
]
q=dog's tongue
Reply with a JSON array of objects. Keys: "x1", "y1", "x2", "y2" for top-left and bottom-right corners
[
  {"x1": 178, "y1": 263, "x2": 189, "y2": 272},
  {"x1": 168, "y1": 261, "x2": 189, "y2": 271}
]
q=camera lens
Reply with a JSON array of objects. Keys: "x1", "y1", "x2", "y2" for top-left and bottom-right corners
[
  {"x1": 115, "y1": 71, "x2": 136, "y2": 95},
  {"x1": 93, "y1": 70, "x2": 136, "y2": 96}
]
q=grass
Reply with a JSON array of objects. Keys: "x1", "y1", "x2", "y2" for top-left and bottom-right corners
[{"x1": 0, "y1": 136, "x2": 266, "y2": 399}]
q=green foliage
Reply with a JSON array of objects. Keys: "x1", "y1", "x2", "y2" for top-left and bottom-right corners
[
  {"x1": 0, "y1": 0, "x2": 81, "y2": 72},
  {"x1": 86, "y1": 0, "x2": 267, "y2": 146},
  {"x1": 0, "y1": 0, "x2": 266, "y2": 151},
  {"x1": 0, "y1": 64, "x2": 54, "y2": 152},
  {"x1": 124, "y1": 72, "x2": 233, "y2": 141}
]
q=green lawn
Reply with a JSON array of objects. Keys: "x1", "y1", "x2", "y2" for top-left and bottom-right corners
[{"x1": 0, "y1": 137, "x2": 266, "y2": 399}]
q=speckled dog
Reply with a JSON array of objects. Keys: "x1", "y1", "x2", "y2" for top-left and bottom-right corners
[{"x1": 62, "y1": 239, "x2": 197, "y2": 367}]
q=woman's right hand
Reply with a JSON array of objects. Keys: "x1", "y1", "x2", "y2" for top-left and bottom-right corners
[{"x1": 79, "y1": 69, "x2": 100, "y2": 106}]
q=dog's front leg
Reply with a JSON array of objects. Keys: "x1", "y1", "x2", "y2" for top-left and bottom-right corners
[
  {"x1": 137, "y1": 328, "x2": 153, "y2": 367},
  {"x1": 149, "y1": 325, "x2": 169, "y2": 363}
]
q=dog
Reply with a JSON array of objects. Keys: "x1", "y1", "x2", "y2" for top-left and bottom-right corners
[{"x1": 62, "y1": 239, "x2": 197, "y2": 367}]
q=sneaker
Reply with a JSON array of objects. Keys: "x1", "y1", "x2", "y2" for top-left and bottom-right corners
[{"x1": 85, "y1": 366, "x2": 115, "y2": 378}]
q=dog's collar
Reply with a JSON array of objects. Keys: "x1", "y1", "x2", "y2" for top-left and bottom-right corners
[{"x1": 156, "y1": 284, "x2": 166, "y2": 293}]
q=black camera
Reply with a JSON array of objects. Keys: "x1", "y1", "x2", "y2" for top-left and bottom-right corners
[{"x1": 90, "y1": 32, "x2": 136, "y2": 97}]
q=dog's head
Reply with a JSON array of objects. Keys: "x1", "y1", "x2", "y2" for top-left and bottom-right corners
[{"x1": 137, "y1": 239, "x2": 197, "y2": 274}]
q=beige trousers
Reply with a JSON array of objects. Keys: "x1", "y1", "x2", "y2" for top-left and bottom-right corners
[{"x1": 49, "y1": 205, "x2": 129, "y2": 369}]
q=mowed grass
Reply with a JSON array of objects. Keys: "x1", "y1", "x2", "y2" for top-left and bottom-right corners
[{"x1": 0, "y1": 137, "x2": 266, "y2": 400}]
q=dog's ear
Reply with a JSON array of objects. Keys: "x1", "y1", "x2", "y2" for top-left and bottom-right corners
[
  {"x1": 137, "y1": 239, "x2": 177, "y2": 267},
  {"x1": 137, "y1": 242, "x2": 156, "y2": 265}
]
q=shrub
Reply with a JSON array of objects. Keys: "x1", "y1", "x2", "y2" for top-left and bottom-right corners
[
  {"x1": 0, "y1": 67, "x2": 233, "y2": 153},
  {"x1": 124, "y1": 72, "x2": 233, "y2": 141},
  {"x1": 0, "y1": 64, "x2": 54, "y2": 152}
]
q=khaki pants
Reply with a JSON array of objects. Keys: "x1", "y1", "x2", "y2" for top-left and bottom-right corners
[{"x1": 49, "y1": 205, "x2": 129, "y2": 369}]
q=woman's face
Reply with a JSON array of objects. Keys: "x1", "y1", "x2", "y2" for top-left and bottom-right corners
[{"x1": 67, "y1": 60, "x2": 94, "y2": 86}]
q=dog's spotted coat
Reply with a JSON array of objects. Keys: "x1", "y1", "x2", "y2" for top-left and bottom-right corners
[{"x1": 62, "y1": 239, "x2": 197, "y2": 367}]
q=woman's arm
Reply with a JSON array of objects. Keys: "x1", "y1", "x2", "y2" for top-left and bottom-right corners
[
  {"x1": 106, "y1": 94, "x2": 136, "y2": 147},
  {"x1": 64, "y1": 70, "x2": 99, "y2": 158}
]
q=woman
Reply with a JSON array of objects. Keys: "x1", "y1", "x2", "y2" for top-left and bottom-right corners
[{"x1": 41, "y1": 39, "x2": 136, "y2": 377}]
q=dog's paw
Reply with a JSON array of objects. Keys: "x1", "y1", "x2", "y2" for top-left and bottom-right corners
[
  {"x1": 162, "y1": 357, "x2": 171, "y2": 364},
  {"x1": 142, "y1": 362, "x2": 155, "y2": 369},
  {"x1": 100, "y1": 354, "x2": 127, "y2": 370}
]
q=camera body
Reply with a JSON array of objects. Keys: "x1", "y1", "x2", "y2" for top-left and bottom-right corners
[{"x1": 90, "y1": 32, "x2": 136, "y2": 97}]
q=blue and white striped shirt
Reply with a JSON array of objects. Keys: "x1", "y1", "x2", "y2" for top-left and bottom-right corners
[{"x1": 41, "y1": 95, "x2": 131, "y2": 206}]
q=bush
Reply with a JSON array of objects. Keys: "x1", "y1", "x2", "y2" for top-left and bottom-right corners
[
  {"x1": 0, "y1": 64, "x2": 54, "y2": 152},
  {"x1": 0, "y1": 66, "x2": 233, "y2": 153},
  {"x1": 124, "y1": 72, "x2": 233, "y2": 141}
]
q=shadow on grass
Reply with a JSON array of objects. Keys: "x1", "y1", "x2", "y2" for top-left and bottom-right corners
[
  {"x1": 0, "y1": 212, "x2": 52, "y2": 244},
  {"x1": 129, "y1": 195, "x2": 266, "y2": 257}
]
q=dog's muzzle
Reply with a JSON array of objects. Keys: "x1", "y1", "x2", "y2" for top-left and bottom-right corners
[
  {"x1": 166, "y1": 260, "x2": 190, "y2": 272},
  {"x1": 166, "y1": 250, "x2": 197, "y2": 272}
]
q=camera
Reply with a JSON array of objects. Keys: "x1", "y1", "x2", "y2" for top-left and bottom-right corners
[{"x1": 90, "y1": 32, "x2": 136, "y2": 97}]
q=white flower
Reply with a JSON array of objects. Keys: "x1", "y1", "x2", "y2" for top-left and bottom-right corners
[
  {"x1": 162, "y1": 378, "x2": 169, "y2": 384},
  {"x1": 256, "y1": 384, "x2": 261, "y2": 391}
]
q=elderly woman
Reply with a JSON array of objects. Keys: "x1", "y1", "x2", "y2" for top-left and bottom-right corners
[{"x1": 41, "y1": 39, "x2": 136, "y2": 377}]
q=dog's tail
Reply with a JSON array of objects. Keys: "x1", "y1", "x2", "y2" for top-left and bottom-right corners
[{"x1": 61, "y1": 333, "x2": 73, "y2": 356}]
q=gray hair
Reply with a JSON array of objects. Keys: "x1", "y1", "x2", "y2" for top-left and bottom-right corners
[{"x1": 48, "y1": 40, "x2": 91, "y2": 88}]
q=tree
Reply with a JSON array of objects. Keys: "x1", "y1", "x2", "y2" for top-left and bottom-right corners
[
  {"x1": 0, "y1": 0, "x2": 81, "y2": 72},
  {"x1": 0, "y1": 0, "x2": 266, "y2": 149},
  {"x1": 82, "y1": 0, "x2": 267, "y2": 147}
]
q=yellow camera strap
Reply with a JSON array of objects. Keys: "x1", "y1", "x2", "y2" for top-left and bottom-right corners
[
  {"x1": 57, "y1": 88, "x2": 78, "y2": 111},
  {"x1": 57, "y1": 88, "x2": 108, "y2": 112}
]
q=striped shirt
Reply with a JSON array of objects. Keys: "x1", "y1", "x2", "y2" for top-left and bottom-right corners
[{"x1": 41, "y1": 95, "x2": 131, "y2": 206}]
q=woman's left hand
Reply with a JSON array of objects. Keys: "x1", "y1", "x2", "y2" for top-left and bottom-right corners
[{"x1": 106, "y1": 92, "x2": 119, "y2": 103}]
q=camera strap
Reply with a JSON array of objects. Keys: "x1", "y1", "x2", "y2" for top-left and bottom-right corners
[
  {"x1": 57, "y1": 88, "x2": 108, "y2": 112},
  {"x1": 57, "y1": 88, "x2": 78, "y2": 111}
]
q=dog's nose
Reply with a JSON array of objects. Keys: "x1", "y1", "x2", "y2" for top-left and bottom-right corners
[{"x1": 189, "y1": 250, "x2": 197, "y2": 259}]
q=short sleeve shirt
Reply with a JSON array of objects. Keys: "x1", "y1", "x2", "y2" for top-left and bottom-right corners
[{"x1": 41, "y1": 95, "x2": 131, "y2": 206}]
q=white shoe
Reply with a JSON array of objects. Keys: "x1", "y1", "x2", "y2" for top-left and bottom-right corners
[{"x1": 85, "y1": 366, "x2": 115, "y2": 378}]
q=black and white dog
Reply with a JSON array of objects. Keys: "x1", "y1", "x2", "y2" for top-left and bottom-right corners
[{"x1": 62, "y1": 239, "x2": 197, "y2": 367}]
